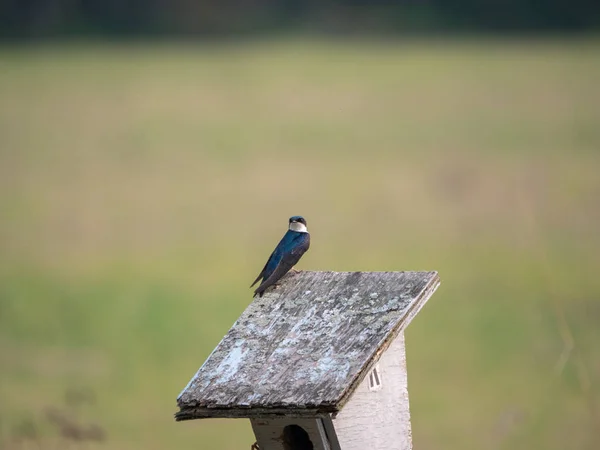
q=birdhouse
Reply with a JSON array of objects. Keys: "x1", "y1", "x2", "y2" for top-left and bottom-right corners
[{"x1": 176, "y1": 271, "x2": 440, "y2": 450}]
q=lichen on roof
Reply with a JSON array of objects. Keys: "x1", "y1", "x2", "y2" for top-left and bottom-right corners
[{"x1": 176, "y1": 270, "x2": 439, "y2": 420}]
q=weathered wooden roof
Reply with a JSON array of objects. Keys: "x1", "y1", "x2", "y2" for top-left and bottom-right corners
[{"x1": 176, "y1": 271, "x2": 439, "y2": 420}]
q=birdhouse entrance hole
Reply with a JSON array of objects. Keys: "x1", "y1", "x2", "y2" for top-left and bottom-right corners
[{"x1": 282, "y1": 425, "x2": 314, "y2": 450}]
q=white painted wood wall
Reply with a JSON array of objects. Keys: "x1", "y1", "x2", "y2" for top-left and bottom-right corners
[{"x1": 332, "y1": 332, "x2": 412, "y2": 450}]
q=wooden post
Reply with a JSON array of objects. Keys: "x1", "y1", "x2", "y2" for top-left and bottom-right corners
[{"x1": 176, "y1": 271, "x2": 440, "y2": 450}]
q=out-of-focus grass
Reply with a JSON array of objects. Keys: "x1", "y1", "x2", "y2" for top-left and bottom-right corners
[{"x1": 0, "y1": 38, "x2": 599, "y2": 450}]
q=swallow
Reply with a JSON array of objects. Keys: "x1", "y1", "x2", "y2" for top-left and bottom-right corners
[{"x1": 251, "y1": 216, "x2": 310, "y2": 297}]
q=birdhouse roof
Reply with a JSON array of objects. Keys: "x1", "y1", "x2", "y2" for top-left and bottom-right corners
[{"x1": 176, "y1": 271, "x2": 439, "y2": 420}]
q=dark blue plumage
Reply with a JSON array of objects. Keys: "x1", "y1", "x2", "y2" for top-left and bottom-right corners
[{"x1": 251, "y1": 216, "x2": 310, "y2": 297}]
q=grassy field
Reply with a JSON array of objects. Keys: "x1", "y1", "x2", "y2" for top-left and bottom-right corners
[{"x1": 1, "y1": 38, "x2": 599, "y2": 450}]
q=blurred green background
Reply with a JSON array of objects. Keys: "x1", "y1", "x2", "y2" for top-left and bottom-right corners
[{"x1": 1, "y1": 3, "x2": 600, "y2": 450}]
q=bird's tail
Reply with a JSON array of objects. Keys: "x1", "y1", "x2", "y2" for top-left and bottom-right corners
[{"x1": 250, "y1": 273, "x2": 263, "y2": 288}]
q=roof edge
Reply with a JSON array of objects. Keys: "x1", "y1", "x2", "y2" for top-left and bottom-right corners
[{"x1": 175, "y1": 405, "x2": 337, "y2": 421}]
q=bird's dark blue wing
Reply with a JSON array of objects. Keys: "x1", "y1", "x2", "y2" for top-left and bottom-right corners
[
  {"x1": 254, "y1": 232, "x2": 310, "y2": 296},
  {"x1": 250, "y1": 251, "x2": 275, "y2": 288},
  {"x1": 250, "y1": 231, "x2": 290, "y2": 288}
]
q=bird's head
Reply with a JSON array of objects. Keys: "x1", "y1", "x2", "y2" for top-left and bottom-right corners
[{"x1": 288, "y1": 216, "x2": 308, "y2": 233}]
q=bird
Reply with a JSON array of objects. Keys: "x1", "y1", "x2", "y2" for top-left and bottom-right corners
[{"x1": 251, "y1": 216, "x2": 310, "y2": 297}]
